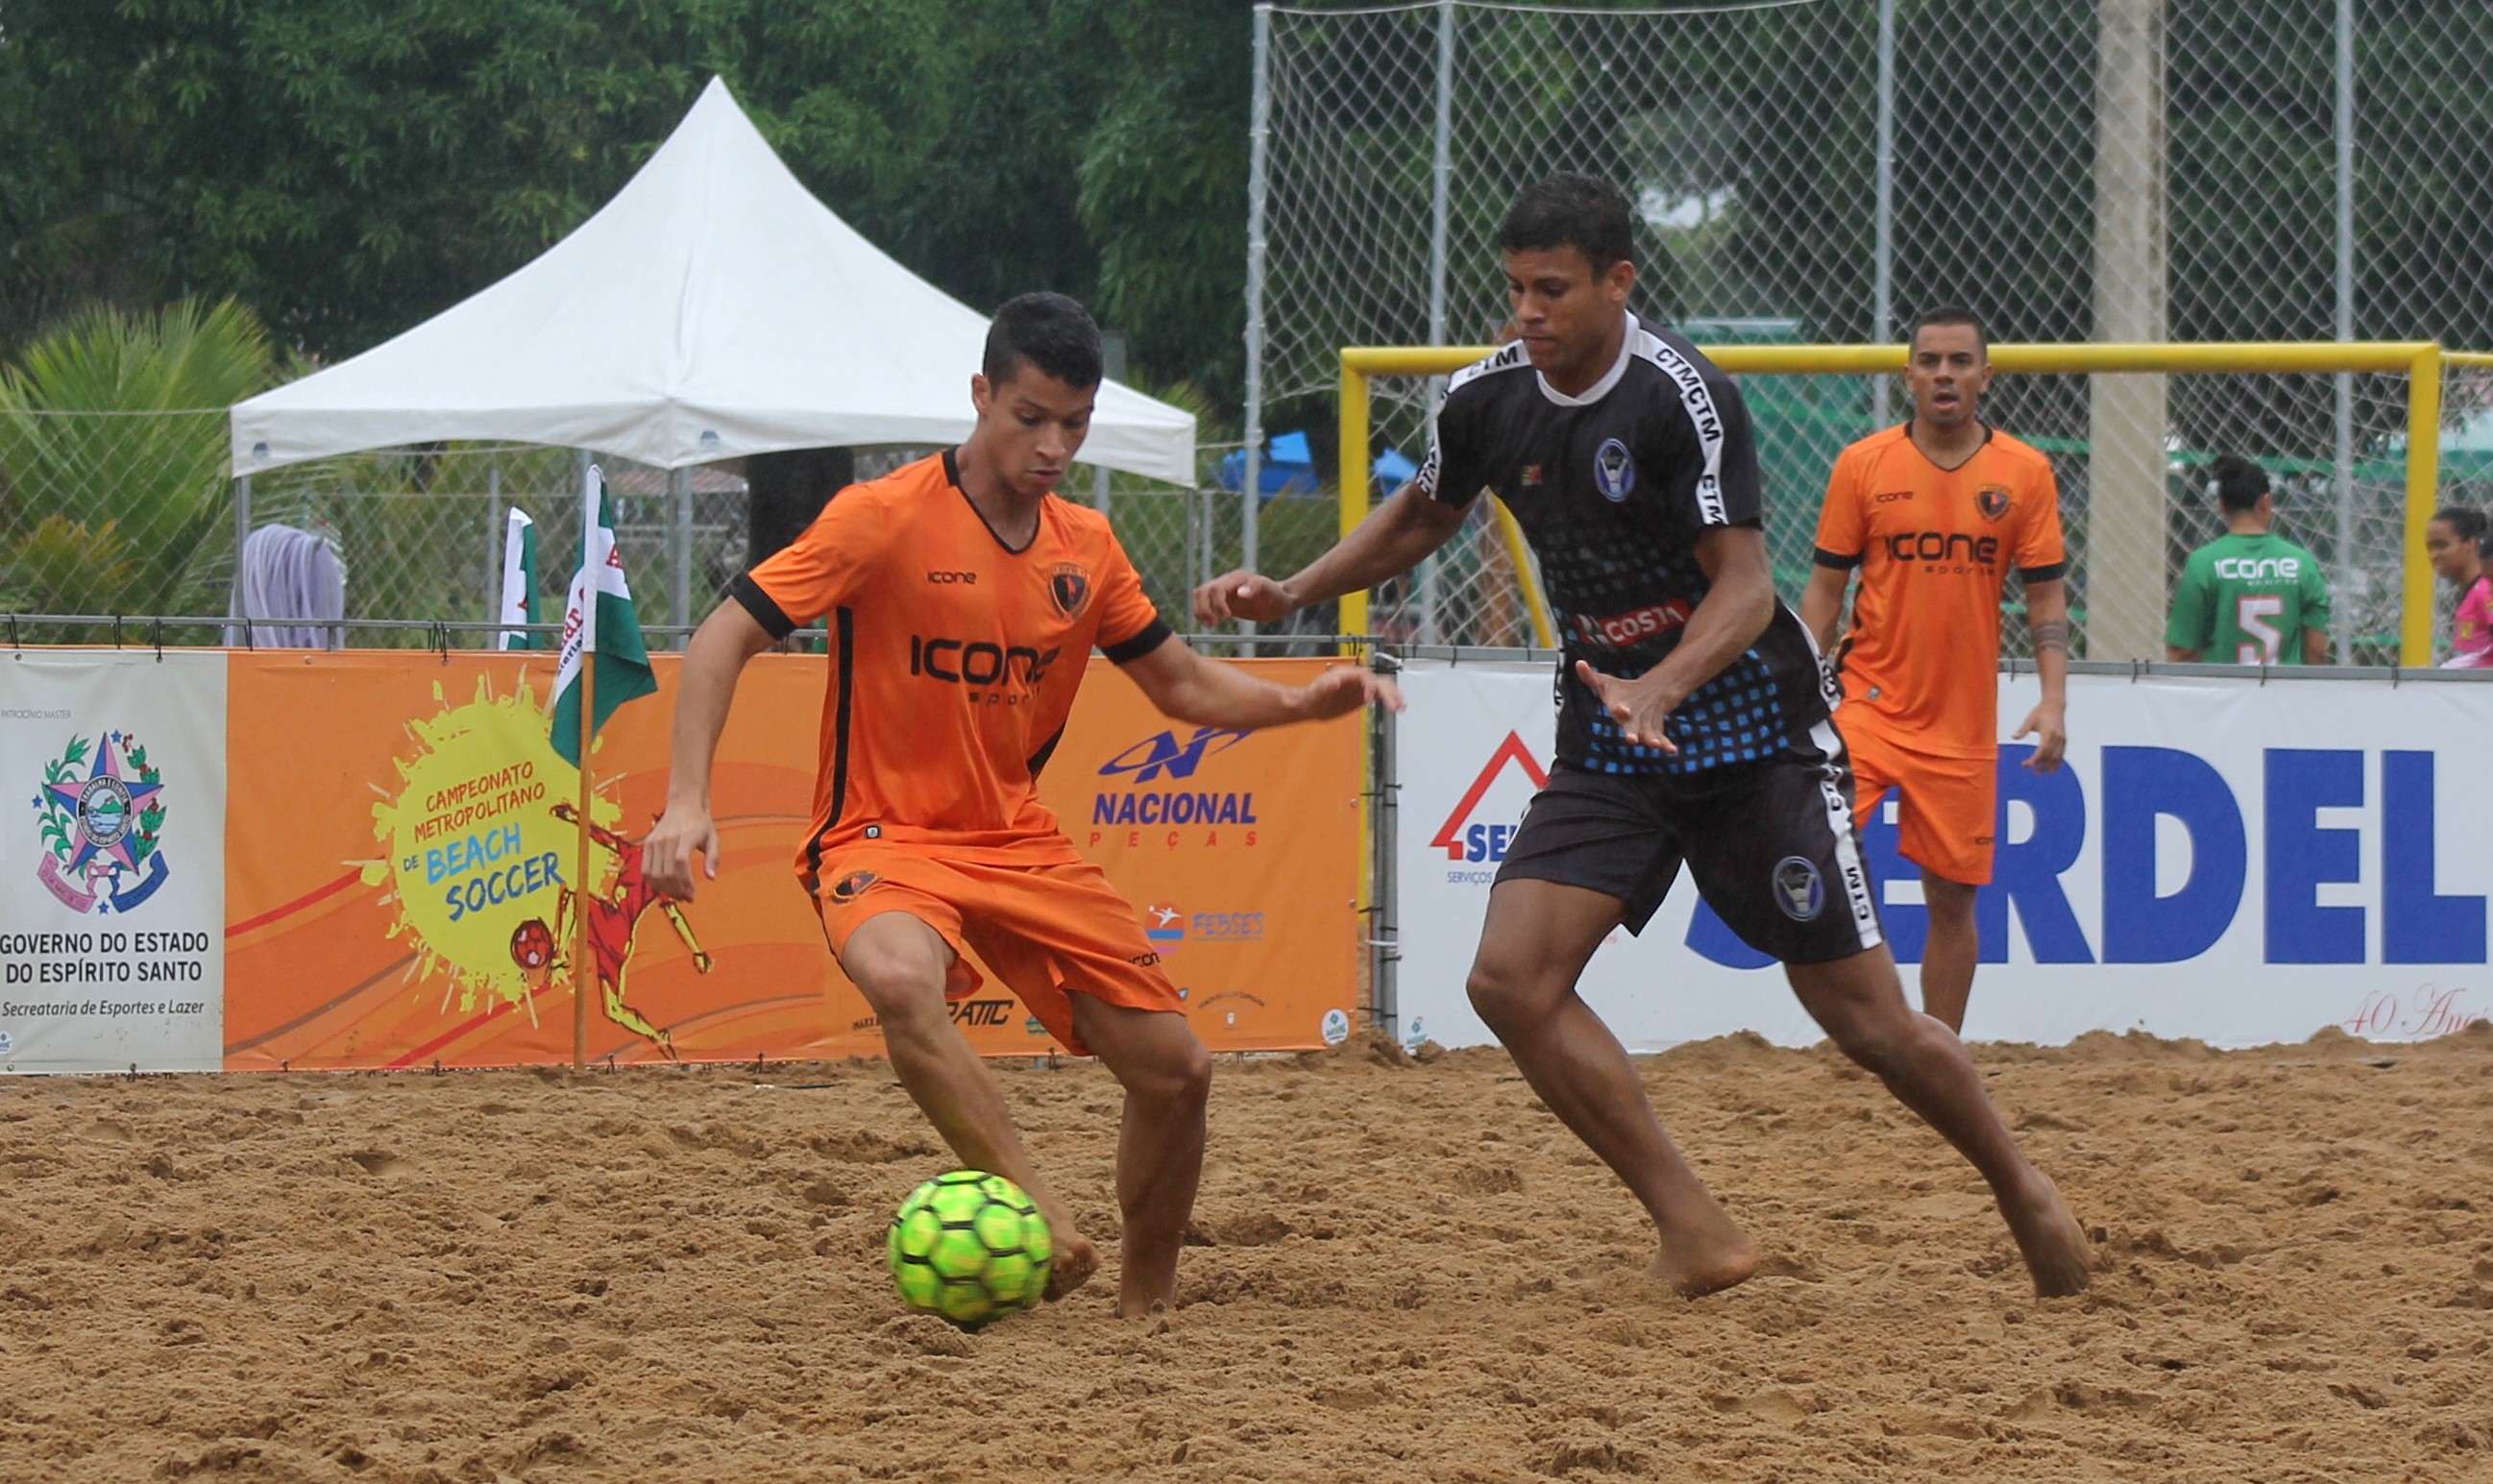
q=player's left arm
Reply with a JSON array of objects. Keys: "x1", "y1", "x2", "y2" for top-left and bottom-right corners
[
  {"x1": 1115, "y1": 633, "x2": 1403, "y2": 729},
  {"x1": 1575, "y1": 370, "x2": 1776, "y2": 750},
  {"x1": 2016, "y1": 578, "x2": 2070, "y2": 771},
  {"x1": 2301, "y1": 556, "x2": 2334, "y2": 664},
  {"x1": 1099, "y1": 524, "x2": 1401, "y2": 729},
  {"x1": 1574, "y1": 523, "x2": 1774, "y2": 752},
  {"x1": 2012, "y1": 465, "x2": 2072, "y2": 772}
]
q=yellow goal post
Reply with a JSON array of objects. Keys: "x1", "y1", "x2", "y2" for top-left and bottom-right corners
[{"x1": 1338, "y1": 341, "x2": 2449, "y2": 666}]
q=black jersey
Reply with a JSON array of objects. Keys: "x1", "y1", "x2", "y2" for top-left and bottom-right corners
[{"x1": 1417, "y1": 312, "x2": 1833, "y2": 778}]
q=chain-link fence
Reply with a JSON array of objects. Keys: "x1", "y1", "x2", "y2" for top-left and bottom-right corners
[
  {"x1": 1356, "y1": 361, "x2": 2481, "y2": 666},
  {"x1": 1252, "y1": 0, "x2": 2493, "y2": 663},
  {"x1": 0, "y1": 412, "x2": 1300, "y2": 649}
]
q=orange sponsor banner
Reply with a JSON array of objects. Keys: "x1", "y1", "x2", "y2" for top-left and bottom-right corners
[
  {"x1": 813, "y1": 657, "x2": 1366, "y2": 1058},
  {"x1": 224, "y1": 651, "x2": 832, "y2": 1070},
  {"x1": 225, "y1": 652, "x2": 1360, "y2": 1069}
]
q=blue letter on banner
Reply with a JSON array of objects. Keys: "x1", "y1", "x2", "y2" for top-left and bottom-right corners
[
  {"x1": 1976, "y1": 744, "x2": 2094, "y2": 963},
  {"x1": 2381, "y1": 750, "x2": 2486, "y2": 964},
  {"x1": 2265, "y1": 748, "x2": 2365, "y2": 964},
  {"x1": 2100, "y1": 746, "x2": 2245, "y2": 963}
]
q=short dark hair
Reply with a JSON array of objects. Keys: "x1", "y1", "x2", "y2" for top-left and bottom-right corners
[
  {"x1": 1499, "y1": 174, "x2": 1633, "y2": 273},
  {"x1": 2209, "y1": 453, "x2": 2271, "y2": 515},
  {"x1": 2432, "y1": 505, "x2": 2490, "y2": 544},
  {"x1": 983, "y1": 292, "x2": 1103, "y2": 388},
  {"x1": 1906, "y1": 304, "x2": 1989, "y2": 354}
]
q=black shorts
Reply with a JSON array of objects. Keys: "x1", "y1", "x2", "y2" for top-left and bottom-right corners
[{"x1": 1492, "y1": 719, "x2": 1885, "y2": 966}]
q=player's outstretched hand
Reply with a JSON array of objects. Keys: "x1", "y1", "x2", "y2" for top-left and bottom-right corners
[
  {"x1": 1296, "y1": 666, "x2": 1405, "y2": 721},
  {"x1": 1193, "y1": 570, "x2": 1295, "y2": 626},
  {"x1": 2014, "y1": 699, "x2": 2068, "y2": 773},
  {"x1": 1572, "y1": 660, "x2": 1682, "y2": 754},
  {"x1": 642, "y1": 804, "x2": 720, "y2": 901}
]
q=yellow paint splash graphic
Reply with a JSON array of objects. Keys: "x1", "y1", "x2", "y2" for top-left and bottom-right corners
[{"x1": 360, "y1": 672, "x2": 619, "y2": 1013}]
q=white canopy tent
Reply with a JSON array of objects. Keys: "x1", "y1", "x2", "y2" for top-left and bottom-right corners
[{"x1": 229, "y1": 77, "x2": 1197, "y2": 484}]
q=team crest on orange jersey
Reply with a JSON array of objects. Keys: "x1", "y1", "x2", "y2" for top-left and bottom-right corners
[
  {"x1": 829, "y1": 870, "x2": 881, "y2": 904},
  {"x1": 1976, "y1": 485, "x2": 2013, "y2": 522},
  {"x1": 1048, "y1": 563, "x2": 1091, "y2": 620}
]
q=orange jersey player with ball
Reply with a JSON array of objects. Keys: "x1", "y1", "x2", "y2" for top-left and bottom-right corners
[
  {"x1": 641, "y1": 293, "x2": 1400, "y2": 1318},
  {"x1": 1800, "y1": 306, "x2": 2072, "y2": 1034}
]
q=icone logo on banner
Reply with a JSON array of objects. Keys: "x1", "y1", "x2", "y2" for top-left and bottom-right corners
[{"x1": 1087, "y1": 726, "x2": 1261, "y2": 848}]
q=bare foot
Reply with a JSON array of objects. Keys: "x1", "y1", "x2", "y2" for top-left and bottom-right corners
[
  {"x1": 1043, "y1": 1232, "x2": 1100, "y2": 1302},
  {"x1": 1999, "y1": 1175, "x2": 2093, "y2": 1298},
  {"x1": 1648, "y1": 1211, "x2": 1762, "y2": 1299}
]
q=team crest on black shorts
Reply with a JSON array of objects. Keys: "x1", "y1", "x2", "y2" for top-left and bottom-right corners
[
  {"x1": 829, "y1": 870, "x2": 881, "y2": 904},
  {"x1": 1976, "y1": 484, "x2": 2013, "y2": 522},
  {"x1": 1048, "y1": 563, "x2": 1091, "y2": 620},
  {"x1": 1772, "y1": 856, "x2": 1824, "y2": 921},
  {"x1": 1594, "y1": 438, "x2": 1636, "y2": 502}
]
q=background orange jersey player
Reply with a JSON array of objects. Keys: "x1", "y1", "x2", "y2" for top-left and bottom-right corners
[
  {"x1": 641, "y1": 293, "x2": 1400, "y2": 1318},
  {"x1": 1800, "y1": 306, "x2": 2071, "y2": 1034}
]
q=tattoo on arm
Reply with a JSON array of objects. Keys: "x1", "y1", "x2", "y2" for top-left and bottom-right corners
[{"x1": 2032, "y1": 619, "x2": 2069, "y2": 654}]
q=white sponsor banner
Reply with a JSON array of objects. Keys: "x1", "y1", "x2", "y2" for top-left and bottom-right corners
[
  {"x1": 0, "y1": 653, "x2": 226, "y2": 1073},
  {"x1": 1394, "y1": 661, "x2": 2493, "y2": 1050}
]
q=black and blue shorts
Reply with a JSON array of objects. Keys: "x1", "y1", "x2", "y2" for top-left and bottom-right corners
[{"x1": 1492, "y1": 719, "x2": 1885, "y2": 966}]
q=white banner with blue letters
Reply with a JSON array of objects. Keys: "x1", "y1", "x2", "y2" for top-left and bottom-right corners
[{"x1": 1392, "y1": 660, "x2": 2493, "y2": 1050}]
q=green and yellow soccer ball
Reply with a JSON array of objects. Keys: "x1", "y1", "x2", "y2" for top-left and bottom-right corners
[{"x1": 887, "y1": 1170, "x2": 1054, "y2": 1329}]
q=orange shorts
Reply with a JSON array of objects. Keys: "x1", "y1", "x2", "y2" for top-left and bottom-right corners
[
  {"x1": 813, "y1": 847, "x2": 1184, "y2": 1056},
  {"x1": 1840, "y1": 718, "x2": 1996, "y2": 887}
]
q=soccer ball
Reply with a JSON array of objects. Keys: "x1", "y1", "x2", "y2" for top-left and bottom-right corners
[
  {"x1": 508, "y1": 918, "x2": 554, "y2": 970},
  {"x1": 886, "y1": 1170, "x2": 1054, "y2": 1328}
]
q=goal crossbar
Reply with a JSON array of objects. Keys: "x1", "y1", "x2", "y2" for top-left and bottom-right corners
[{"x1": 1338, "y1": 341, "x2": 2447, "y2": 665}]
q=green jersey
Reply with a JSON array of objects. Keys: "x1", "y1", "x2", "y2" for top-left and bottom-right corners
[{"x1": 2167, "y1": 530, "x2": 2332, "y2": 664}]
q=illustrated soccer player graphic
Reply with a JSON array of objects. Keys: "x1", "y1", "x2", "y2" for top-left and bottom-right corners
[
  {"x1": 644, "y1": 293, "x2": 1400, "y2": 1317},
  {"x1": 1195, "y1": 176, "x2": 2090, "y2": 1299},
  {"x1": 1799, "y1": 307, "x2": 2073, "y2": 1033}
]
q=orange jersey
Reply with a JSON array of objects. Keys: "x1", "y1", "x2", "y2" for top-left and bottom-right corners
[
  {"x1": 732, "y1": 451, "x2": 1171, "y2": 882},
  {"x1": 1813, "y1": 425, "x2": 2066, "y2": 756}
]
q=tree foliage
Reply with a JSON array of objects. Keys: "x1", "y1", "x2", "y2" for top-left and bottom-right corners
[
  {"x1": 0, "y1": 297, "x2": 278, "y2": 616},
  {"x1": 0, "y1": 0, "x2": 1242, "y2": 401}
]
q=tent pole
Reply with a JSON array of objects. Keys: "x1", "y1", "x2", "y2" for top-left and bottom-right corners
[
  {"x1": 669, "y1": 467, "x2": 693, "y2": 649},
  {"x1": 485, "y1": 465, "x2": 502, "y2": 631},
  {"x1": 1242, "y1": 2, "x2": 1273, "y2": 639}
]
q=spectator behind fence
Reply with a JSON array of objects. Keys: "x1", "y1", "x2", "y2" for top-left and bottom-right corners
[
  {"x1": 2165, "y1": 454, "x2": 2330, "y2": 665},
  {"x1": 2426, "y1": 504, "x2": 2492, "y2": 669},
  {"x1": 224, "y1": 523, "x2": 345, "y2": 649}
]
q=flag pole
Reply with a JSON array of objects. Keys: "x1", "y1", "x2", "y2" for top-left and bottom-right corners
[
  {"x1": 572, "y1": 469, "x2": 600, "y2": 1072},
  {"x1": 573, "y1": 656, "x2": 596, "y2": 1071}
]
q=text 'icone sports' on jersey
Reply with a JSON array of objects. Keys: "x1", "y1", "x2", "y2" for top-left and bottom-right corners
[
  {"x1": 1813, "y1": 425, "x2": 2066, "y2": 757},
  {"x1": 729, "y1": 450, "x2": 1172, "y2": 888},
  {"x1": 1416, "y1": 312, "x2": 1831, "y2": 778},
  {"x1": 2167, "y1": 530, "x2": 2332, "y2": 664}
]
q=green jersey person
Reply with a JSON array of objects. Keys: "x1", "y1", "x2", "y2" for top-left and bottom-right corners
[{"x1": 2166, "y1": 454, "x2": 2332, "y2": 665}]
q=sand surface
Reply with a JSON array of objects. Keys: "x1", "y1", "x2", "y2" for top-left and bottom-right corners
[{"x1": 2, "y1": 1025, "x2": 2489, "y2": 1482}]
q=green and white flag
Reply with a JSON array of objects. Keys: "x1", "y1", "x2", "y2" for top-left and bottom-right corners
[
  {"x1": 550, "y1": 465, "x2": 657, "y2": 766},
  {"x1": 497, "y1": 506, "x2": 543, "y2": 650}
]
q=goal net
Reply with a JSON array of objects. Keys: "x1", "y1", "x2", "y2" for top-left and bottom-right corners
[{"x1": 1339, "y1": 341, "x2": 2466, "y2": 667}]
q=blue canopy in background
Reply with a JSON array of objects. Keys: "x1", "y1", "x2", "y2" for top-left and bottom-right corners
[{"x1": 1217, "y1": 431, "x2": 1419, "y2": 498}]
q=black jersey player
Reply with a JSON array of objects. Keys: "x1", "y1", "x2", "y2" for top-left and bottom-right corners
[{"x1": 1196, "y1": 175, "x2": 2091, "y2": 1300}]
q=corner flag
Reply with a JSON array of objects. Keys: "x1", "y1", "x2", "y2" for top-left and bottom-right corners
[
  {"x1": 497, "y1": 507, "x2": 543, "y2": 650},
  {"x1": 550, "y1": 466, "x2": 657, "y2": 765}
]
